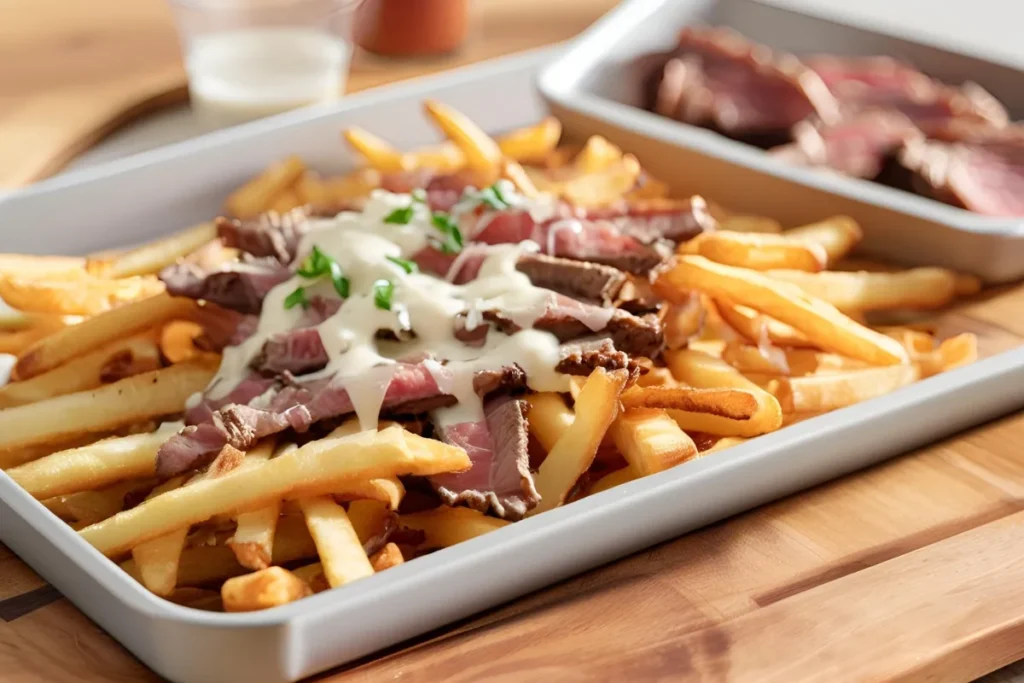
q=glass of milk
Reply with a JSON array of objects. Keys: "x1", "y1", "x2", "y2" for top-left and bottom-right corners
[{"x1": 169, "y1": 0, "x2": 363, "y2": 129}]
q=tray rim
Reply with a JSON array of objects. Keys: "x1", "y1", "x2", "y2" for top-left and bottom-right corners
[{"x1": 536, "y1": 0, "x2": 1024, "y2": 238}]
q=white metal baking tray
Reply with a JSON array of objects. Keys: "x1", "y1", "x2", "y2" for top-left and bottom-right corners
[
  {"x1": 537, "y1": 0, "x2": 1024, "y2": 283},
  {"x1": 3, "y1": 47, "x2": 1024, "y2": 683}
]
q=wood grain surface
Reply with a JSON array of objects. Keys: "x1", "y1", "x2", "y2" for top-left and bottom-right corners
[
  {"x1": 0, "y1": 0, "x2": 618, "y2": 188},
  {"x1": 2, "y1": 281, "x2": 1024, "y2": 683}
]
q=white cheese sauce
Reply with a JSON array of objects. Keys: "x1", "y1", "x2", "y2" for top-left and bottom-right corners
[{"x1": 207, "y1": 184, "x2": 578, "y2": 428}]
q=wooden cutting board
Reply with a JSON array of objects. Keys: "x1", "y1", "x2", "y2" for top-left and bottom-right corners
[
  {"x1": 3, "y1": 283, "x2": 1024, "y2": 682},
  {"x1": 0, "y1": 0, "x2": 617, "y2": 188}
]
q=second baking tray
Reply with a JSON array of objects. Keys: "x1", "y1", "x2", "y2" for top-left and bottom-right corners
[
  {"x1": 3, "y1": 47, "x2": 1024, "y2": 683},
  {"x1": 537, "y1": 0, "x2": 1024, "y2": 283}
]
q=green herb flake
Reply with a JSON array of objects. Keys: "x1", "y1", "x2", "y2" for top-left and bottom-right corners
[
  {"x1": 411, "y1": 188, "x2": 427, "y2": 203},
  {"x1": 296, "y1": 245, "x2": 331, "y2": 279},
  {"x1": 476, "y1": 183, "x2": 510, "y2": 211},
  {"x1": 372, "y1": 279, "x2": 395, "y2": 310},
  {"x1": 431, "y1": 212, "x2": 464, "y2": 254},
  {"x1": 328, "y1": 261, "x2": 350, "y2": 298},
  {"x1": 386, "y1": 255, "x2": 419, "y2": 274},
  {"x1": 284, "y1": 286, "x2": 310, "y2": 310},
  {"x1": 384, "y1": 206, "x2": 415, "y2": 225}
]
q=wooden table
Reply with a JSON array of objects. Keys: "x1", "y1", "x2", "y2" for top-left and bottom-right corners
[{"x1": 3, "y1": 1, "x2": 1024, "y2": 681}]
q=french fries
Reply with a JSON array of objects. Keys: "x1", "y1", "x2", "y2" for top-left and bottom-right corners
[
  {"x1": 619, "y1": 385, "x2": 760, "y2": 419},
  {"x1": 529, "y1": 368, "x2": 628, "y2": 516},
  {"x1": 0, "y1": 363, "x2": 214, "y2": 452},
  {"x1": 0, "y1": 254, "x2": 85, "y2": 277},
  {"x1": 713, "y1": 300, "x2": 816, "y2": 348},
  {"x1": 225, "y1": 155, "x2": 307, "y2": 219},
  {"x1": 85, "y1": 222, "x2": 217, "y2": 279},
  {"x1": 222, "y1": 567, "x2": 312, "y2": 612},
  {"x1": 0, "y1": 272, "x2": 164, "y2": 316},
  {"x1": 79, "y1": 427, "x2": 470, "y2": 557},
  {"x1": 226, "y1": 440, "x2": 280, "y2": 570},
  {"x1": 719, "y1": 215, "x2": 783, "y2": 234},
  {"x1": 400, "y1": 506, "x2": 510, "y2": 548},
  {"x1": 609, "y1": 409, "x2": 697, "y2": 476},
  {"x1": 15, "y1": 292, "x2": 195, "y2": 379},
  {"x1": 370, "y1": 543, "x2": 405, "y2": 572},
  {"x1": 589, "y1": 467, "x2": 637, "y2": 494},
  {"x1": 497, "y1": 117, "x2": 562, "y2": 163},
  {"x1": 575, "y1": 135, "x2": 624, "y2": 173},
  {"x1": 684, "y1": 231, "x2": 827, "y2": 272},
  {"x1": 524, "y1": 392, "x2": 574, "y2": 453},
  {"x1": 423, "y1": 100, "x2": 502, "y2": 178},
  {"x1": 656, "y1": 256, "x2": 908, "y2": 365},
  {"x1": 784, "y1": 216, "x2": 862, "y2": 264},
  {"x1": 759, "y1": 364, "x2": 920, "y2": 413},
  {"x1": 298, "y1": 496, "x2": 374, "y2": 588},
  {"x1": 132, "y1": 477, "x2": 189, "y2": 596},
  {"x1": 343, "y1": 128, "x2": 408, "y2": 172},
  {"x1": 765, "y1": 268, "x2": 963, "y2": 312},
  {"x1": 721, "y1": 341, "x2": 870, "y2": 376}
]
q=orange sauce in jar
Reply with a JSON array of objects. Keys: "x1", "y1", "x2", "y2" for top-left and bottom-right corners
[{"x1": 356, "y1": 0, "x2": 469, "y2": 57}]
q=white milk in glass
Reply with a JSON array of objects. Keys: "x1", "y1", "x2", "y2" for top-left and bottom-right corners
[{"x1": 186, "y1": 28, "x2": 351, "y2": 128}]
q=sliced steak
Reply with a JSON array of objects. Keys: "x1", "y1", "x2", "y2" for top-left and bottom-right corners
[
  {"x1": 159, "y1": 258, "x2": 292, "y2": 315},
  {"x1": 252, "y1": 327, "x2": 328, "y2": 376},
  {"x1": 216, "y1": 207, "x2": 314, "y2": 264},
  {"x1": 515, "y1": 252, "x2": 627, "y2": 305},
  {"x1": 554, "y1": 339, "x2": 641, "y2": 381},
  {"x1": 429, "y1": 396, "x2": 538, "y2": 520}
]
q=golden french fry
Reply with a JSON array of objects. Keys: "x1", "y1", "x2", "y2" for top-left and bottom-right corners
[
  {"x1": 529, "y1": 368, "x2": 627, "y2": 516},
  {"x1": 497, "y1": 117, "x2": 562, "y2": 163},
  {"x1": 0, "y1": 334, "x2": 162, "y2": 408},
  {"x1": 159, "y1": 320, "x2": 216, "y2": 365},
  {"x1": 501, "y1": 159, "x2": 539, "y2": 198},
  {"x1": 0, "y1": 363, "x2": 213, "y2": 452},
  {"x1": 299, "y1": 496, "x2": 374, "y2": 588},
  {"x1": 15, "y1": 292, "x2": 195, "y2": 379},
  {"x1": 370, "y1": 542, "x2": 404, "y2": 572},
  {"x1": 624, "y1": 172, "x2": 671, "y2": 201},
  {"x1": 0, "y1": 272, "x2": 164, "y2": 316},
  {"x1": 619, "y1": 385, "x2": 760, "y2": 419},
  {"x1": 5, "y1": 423, "x2": 181, "y2": 499},
  {"x1": 268, "y1": 188, "x2": 303, "y2": 214},
  {"x1": 765, "y1": 268, "x2": 961, "y2": 312},
  {"x1": 405, "y1": 141, "x2": 466, "y2": 172},
  {"x1": 0, "y1": 316, "x2": 79, "y2": 355},
  {"x1": 685, "y1": 231, "x2": 827, "y2": 272},
  {"x1": 761, "y1": 364, "x2": 920, "y2": 413},
  {"x1": 609, "y1": 408, "x2": 697, "y2": 476},
  {"x1": 721, "y1": 341, "x2": 870, "y2": 376},
  {"x1": 0, "y1": 254, "x2": 85, "y2": 277},
  {"x1": 85, "y1": 223, "x2": 217, "y2": 279},
  {"x1": 227, "y1": 440, "x2": 280, "y2": 570},
  {"x1": 132, "y1": 476, "x2": 188, "y2": 596},
  {"x1": 222, "y1": 566, "x2": 312, "y2": 612},
  {"x1": 225, "y1": 155, "x2": 307, "y2": 219},
  {"x1": 955, "y1": 274, "x2": 982, "y2": 297},
  {"x1": 575, "y1": 135, "x2": 623, "y2": 173},
  {"x1": 525, "y1": 392, "x2": 574, "y2": 453},
  {"x1": 663, "y1": 293, "x2": 705, "y2": 349},
  {"x1": 291, "y1": 562, "x2": 329, "y2": 593},
  {"x1": 589, "y1": 467, "x2": 637, "y2": 495},
  {"x1": 719, "y1": 215, "x2": 783, "y2": 234},
  {"x1": 560, "y1": 155, "x2": 642, "y2": 207},
  {"x1": 663, "y1": 349, "x2": 783, "y2": 437},
  {"x1": 713, "y1": 300, "x2": 815, "y2": 348},
  {"x1": 80, "y1": 427, "x2": 470, "y2": 557},
  {"x1": 342, "y1": 128, "x2": 407, "y2": 172},
  {"x1": 332, "y1": 477, "x2": 405, "y2": 510},
  {"x1": 44, "y1": 478, "x2": 149, "y2": 525},
  {"x1": 346, "y1": 499, "x2": 393, "y2": 548},
  {"x1": 423, "y1": 100, "x2": 503, "y2": 177},
  {"x1": 700, "y1": 436, "x2": 748, "y2": 455},
  {"x1": 656, "y1": 256, "x2": 908, "y2": 365},
  {"x1": 635, "y1": 363, "x2": 678, "y2": 388},
  {"x1": 400, "y1": 506, "x2": 510, "y2": 548},
  {"x1": 784, "y1": 216, "x2": 862, "y2": 264}
]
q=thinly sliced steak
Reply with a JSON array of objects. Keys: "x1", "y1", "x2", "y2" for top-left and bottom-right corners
[
  {"x1": 159, "y1": 258, "x2": 292, "y2": 315},
  {"x1": 515, "y1": 253, "x2": 627, "y2": 305},
  {"x1": 583, "y1": 196, "x2": 718, "y2": 244},
  {"x1": 429, "y1": 396, "x2": 537, "y2": 520},
  {"x1": 216, "y1": 208, "x2": 314, "y2": 264}
]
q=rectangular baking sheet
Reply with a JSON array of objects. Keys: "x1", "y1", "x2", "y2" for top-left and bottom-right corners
[
  {"x1": 537, "y1": 0, "x2": 1024, "y2": 283},
  {"x1": 2, "y1": 46, "x2": 1024, "y2": 683}
]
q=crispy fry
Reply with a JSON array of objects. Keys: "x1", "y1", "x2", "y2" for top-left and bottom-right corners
[
  {"x1": 663, "y1": 293, "x2": 705, "y2": 349},
  {"x1": 0, "y1": 254, "x2": 85, "y2": 277},
  {"x1": 86, "y1": 223, "x2": 217, "y2": 279},
  {"x1": 347, "y1": 499, "x2": 393, "y2": 546},
  {"x1": 656, "y1": 256, "x2": 908, "y2": 365},
  {"x1": 423, "y1": 100, "x2": 502, "y2": 177},
  {"x1": 719, "y1": 215, "x2": 783, "y2": 234},
  {"x1": 0, "y1": 334, "x2": 162, "y2": 408},
  {"x1": 609, "y1": 408, "x2": 698, "y2": 476},
  {"x1": 5, "y1": 422, "x2": 180, "y2": 499},
  {"x1": 635, "y1": 364, "x2": 678, "y2": 387},
  {"x1": 44, "y1": 479, "x2": 150, "y2": 525},
  {"x1": 15, "y1": 292, "x2": 195, "y2": 379},
  {"x1": 79, "y1": 426, "x2": 470, "y2": 557},
  {"x1": 291, "y1": 562, "x2": 330, "y2": 593},
  {"x1": 589, "y1": 467, "x2": 637, "y2": 495},
  {"x1": 783, "y1": 216, "x2": 862, "y2": 264},
  {"x1": 624, "y1": 172, "x2": 671, "y2": 201},
  {"x1": 529, "y1": 368, "x2": 627, "y2": 516},
  {"x1": 370, "y1": 542, "x2": 404, "y2": 572},
  {"x1": 765, "y1": 268, "x2": 961, "y2": 311},
  {"x1": 401, "y1": 506, "x2": 510, "y2": 548},
  {"x1": 333, "y1": 477, "x2": 405, "y2": 510},
  {"x1": 663, "y1": 349, "x2": 783, "y2": 437},
  {"x1": 0, "y1": 363, "x2": 214, "y2": 451},
  {"x1": 497, "y1": 117, "x2": 562, "y2": 163},
  {"x1": 714, "y1": 300, "x2": 815, "y2": 348},
  {"x1": 575, "y1": 135, "x2": 623, "y2": 173},
  {"x1": 721, "y1": 341, "x2": 870, "y2": 376},
  {"x1": 225, "y1": 155, "x2": 306, "y2": 219},
  {"x1": 268, "y1": 188, "x2": 303, "y2": 214},
  {"x1": 560, "y1": 155, "x2": 642, "y2": 207},
  {"x1": 159, "y1": 320, "x2": 217, "y2": 365},
  {"x1": 525, "y1": 392, "x2": 574, "y2": 453},
  {"x1": 227, "y1": 440, "x2": 280, "y2": 570},
  {"x1": 0, "y1": 316, "x2": 79, "y2": 355},
  {"x1": 132, "y1": 476, "x2": 189, "y2": 596},
  {"x1": 222, "y1": 567, "x2": 312, "y2": 612},
  {"x1": 620, "y1": 384, "x2": 760, "y2": 419},
  {"x1": 501, "y1": 159, "x2": 539, "y2": 198},
  {"x1": 299, "y1": 496, "x2": 374, "y2": 588},
  {"x1": 685, "y1": 231, "x2": 827, "y2": 272},
  {"x1": 760, "y1": 364, "x2": 920, "y2": 413},
  {"x1": 343, "y1": 127, "x2": 407, "y2": 172},
  {"x1": 955, "y1": 274, "x2": 983, "y2": 297},
  {"x1": 0, "y1": 272, "x2": 163, "y2": 316}
]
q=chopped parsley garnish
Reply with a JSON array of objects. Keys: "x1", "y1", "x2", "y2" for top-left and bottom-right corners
[
  {"x1": 284, "y1": 286, "x2": 310, "y2": 310},
  {"x1": 286, "y1": 245, "x2": 350, "y2": 309},
  {"x1": 386, "y1": 255, "x2": 419, "y2": 274},
  {"x1": 430, "y1": 212, "x2": 464, "y2": 254},
  {"x1": 372, "y1": 279, "x2": 395, "y2": 310},
  {"x1": 411, "y1": 188, "x2": 427, "y2": 202},
  {"x1": 475, "y1": 182, "x2": 511, "y2": 211},
  {"x1": 383, "y1": 190, "x2": 426, "y2": 224}
]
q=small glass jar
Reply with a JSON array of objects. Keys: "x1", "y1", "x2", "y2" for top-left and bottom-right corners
[
  {"x1": 356, "y1": 0, "x2": 470, "y2": 58},
  {"x1": 169, "y1": 0, "x2": 364, "y2": 129}
]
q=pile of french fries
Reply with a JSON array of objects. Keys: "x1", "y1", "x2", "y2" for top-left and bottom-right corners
[{"x1": 0, "y1": 100, "x2": 982, "y2": 613}]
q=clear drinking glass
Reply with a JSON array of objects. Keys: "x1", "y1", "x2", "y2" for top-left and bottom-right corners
[{"x1": 168, "y1": 0, "x2": 364, "y2": 129}]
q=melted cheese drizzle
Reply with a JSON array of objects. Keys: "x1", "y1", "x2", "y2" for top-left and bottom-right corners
[{"x1": 208, "y1": 182, "x2": 574, "y2": 429}]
